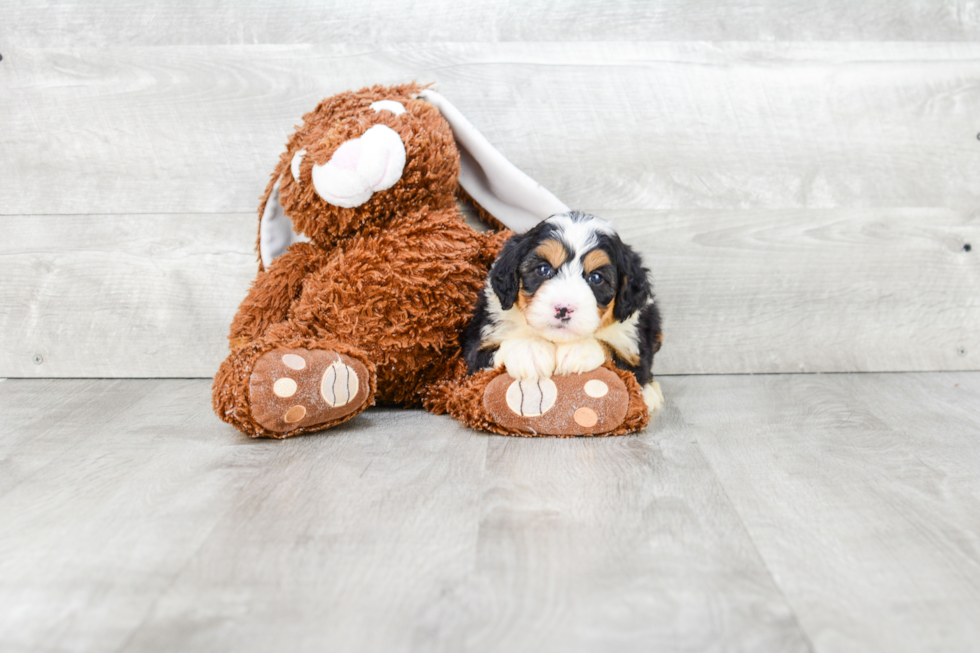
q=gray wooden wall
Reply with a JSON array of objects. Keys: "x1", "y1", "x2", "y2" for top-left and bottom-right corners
[{"x1": 2, "y1": 1, "x2": 979, "y2": 378}]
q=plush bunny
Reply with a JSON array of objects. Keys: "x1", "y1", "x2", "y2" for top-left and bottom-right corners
[{"x1": 212, "y1": 83, "x2": 651, "y2": 438}]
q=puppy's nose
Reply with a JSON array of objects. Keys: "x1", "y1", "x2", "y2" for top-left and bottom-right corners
[{"x1": 555, "y1": 304, "x2": 575, "y2": 319}]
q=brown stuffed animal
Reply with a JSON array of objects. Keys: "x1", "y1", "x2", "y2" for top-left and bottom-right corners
[{"x1": 212, "y1": 83, "x2": 651, "y2": 438}]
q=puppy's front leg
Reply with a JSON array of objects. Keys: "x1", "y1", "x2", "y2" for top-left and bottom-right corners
[
  {"x1": 554, "y1": 338, "x2": 607, "y2": 375},
  {"x1": 495, "y1": 337, "x2": 556, "y2": 380}
]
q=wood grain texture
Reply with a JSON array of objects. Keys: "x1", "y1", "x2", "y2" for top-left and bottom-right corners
[
  {"x1": 427, "y1": 434, "x2": 809, "y2": 652},
  {"x1": 679, "y1": 372, "x2": 980, "y2": 652},
  {"x1": 3, "y1": 374, "x2": 979, "y2": 651},
  {"x1": 3, "y1": 0, "x2": 980, "y2": 46},
  {"x1": 0, "y1": 380, "x2": 284, "y2": 653},
  {"x1": 0, "y1": 213, "x2": 255, "y2": 377},
  {"x1": 2, "y1": 209, "x2": 976, "y2": 377},
  {"x1": 2, "y1": 42, "x2": 980, "y2": 215},
  {"x1": 628, "y1": 208, "x2": 980, "y2": 375},
  {"x1": 0, "y1": 377, "x2": 810, "y2": 653}
]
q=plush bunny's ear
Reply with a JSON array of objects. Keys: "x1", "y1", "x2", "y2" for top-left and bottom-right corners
[
  {"x1": 260, "y1": 180, "x2": 309, "y2": 269},
  {"x1": 416, "y1": 90, "x2": 569, "y2": 233}
]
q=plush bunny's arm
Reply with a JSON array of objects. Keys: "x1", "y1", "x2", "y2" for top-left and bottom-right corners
[
  {"x1": 228, "y1": 242, "x2": 321, "y2": 348},
  {"x1": 416, "y1": 90, "x2": 569, "y2": 233}
]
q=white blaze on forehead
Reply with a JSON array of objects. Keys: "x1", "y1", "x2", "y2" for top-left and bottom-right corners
[
  {"x1": 290, "y1": 149, "x2": 306, "y2": 182},
  {"x1": 371, "y1": 100, "x2": 407, "y2": 115},
  {"x1": 311, "y1": 124, "x2": 406, "y2": 208},
  {"x1": 544, "y1": 213, "x2": 614, "y2": 260}
]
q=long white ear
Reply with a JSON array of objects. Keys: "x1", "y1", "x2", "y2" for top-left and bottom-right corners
[
  {"x1": 259, "y1": 180, "x2": 309, "y2": 269},
  {"x1": 416, "y1": 90, "x2": 569, "y2": 233}
]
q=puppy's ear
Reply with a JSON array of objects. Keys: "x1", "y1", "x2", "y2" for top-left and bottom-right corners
[
  {"x1": 613, "y1": 241, "x2": 652, "y2": 322},
  {"x1": 489, "y1": 233, "x2": 533, "y2": 311}
]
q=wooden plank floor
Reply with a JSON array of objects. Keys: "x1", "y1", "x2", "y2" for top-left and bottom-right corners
[{"x1": 1, "y1": 374, "x2": 978, "y2": 652}]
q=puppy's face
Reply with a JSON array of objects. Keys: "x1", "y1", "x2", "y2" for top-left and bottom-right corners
[{"x1": 490, "y1": 212, "x2": 650, "y2": 342}]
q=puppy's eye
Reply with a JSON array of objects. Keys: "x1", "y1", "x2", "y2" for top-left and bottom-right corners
[
  {"x1": 536, "y1": 264, "x2": 553, "y2": 277},
  {"x1": 588, "y1": 272, "x2": 604, "y2": 285}
]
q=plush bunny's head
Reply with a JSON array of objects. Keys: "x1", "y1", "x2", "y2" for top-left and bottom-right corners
[{"x1": 258, "y1": 83, "x2": 568, "y2": 269}]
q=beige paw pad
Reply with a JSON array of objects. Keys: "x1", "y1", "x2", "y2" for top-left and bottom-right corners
[
  {"x1": 321, "y1": 362, "x2": 360, "y2": 407},
  {"x1": 273, "y1": 377, "x2": 297, "y2": 398},
  {"x1": 282, "y1": 354, "x2": 306, "y2": 370},
  {"x1": 573, "y1": 406, "x2": 598, "y2": 427},
  {"x1": 583, "y1": 379, "x2": 608, "y2": 398},
  {"x1": 505, "y1": 379, "x2": 558, "y2": 417},
  {"x1": 283, "y1": 405, "x2": 306, "y2": 423}
]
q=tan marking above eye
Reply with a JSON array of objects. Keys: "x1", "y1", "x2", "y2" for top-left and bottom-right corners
[
  {"x1": 535, "y1": 239, "x2": 568, "y2": 269},
  {"x1": 583, "y1": 249, "x2": 612, "y2": 274}
]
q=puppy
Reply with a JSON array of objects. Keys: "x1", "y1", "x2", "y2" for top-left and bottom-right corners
[{"x1": 462, "y1": 211, "x2": 664, "y2": 411}]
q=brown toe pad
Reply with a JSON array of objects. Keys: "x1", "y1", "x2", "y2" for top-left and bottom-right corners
[
  {"x1": 249, "y1": 348, "x2": 371, "y2": 434},
  {"x1": 483, "y1": 366, "x2": 630, "y2": 436}
]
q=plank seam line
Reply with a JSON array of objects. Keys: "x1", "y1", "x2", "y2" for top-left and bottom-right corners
[{"x1": 691, "y1": 437, "x2": 818, "y2": 653}]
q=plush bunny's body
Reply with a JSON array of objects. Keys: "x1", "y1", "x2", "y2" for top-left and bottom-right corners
[{"x1": 212, "y1": 83, "x2": 651, "y2": 438}]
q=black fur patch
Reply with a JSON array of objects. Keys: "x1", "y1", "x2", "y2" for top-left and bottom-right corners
[
  {"x1": 611, "y1": 303, "x2": 662, "y2": 386},
  {"x1": 460, "y1": 291, "x2": 498, "y2": 374}
]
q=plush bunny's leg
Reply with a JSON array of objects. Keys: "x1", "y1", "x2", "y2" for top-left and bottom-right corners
[
  {"x1": 434, "y1": 363, "x2": 650, "y2": 437},
  {"x1": 483, "y1": 366, "x2": 633, "y2": 436},
  {"x1": 248, "y1": 347, "x2": 371, "y2": 434},
  {"x1": 213, "y1": 335, "x2": 376, "y2": 439}
]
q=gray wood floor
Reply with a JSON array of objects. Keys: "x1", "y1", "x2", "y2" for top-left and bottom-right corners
[
  {"x1": 3, "y1": 2, "x2": 980, "y2": 651},
  {"x1": 2, "y1": 373, "x2": 978, "y2": 653}
]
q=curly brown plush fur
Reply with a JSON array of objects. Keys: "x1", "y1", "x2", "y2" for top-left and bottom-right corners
[
  {"x1": 213, "y1": 83, "x2": 513, "y2": 437},
  {"x1": 212, "y1": 83, "x2": 649, "y2": 438}
]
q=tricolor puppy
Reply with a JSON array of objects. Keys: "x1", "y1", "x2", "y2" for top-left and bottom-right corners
[{"x1": 462, "y1": 211, "x2": 664, "y2": 411}]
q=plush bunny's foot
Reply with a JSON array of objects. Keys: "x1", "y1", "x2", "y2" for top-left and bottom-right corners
[
  {"x1": 482, "y1": 366, "x2": 631, "y2": 436},
  {"x1": 249, "y1": 348, "x2": 371, "y2": 434}
]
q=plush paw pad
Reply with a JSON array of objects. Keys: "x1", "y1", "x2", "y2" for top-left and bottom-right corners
[
  {"x1": 483, "y1": 367, "x2": 630, "y2": 436},
  {"x1": 249, "y1": 348, "x2": 370, "y2": 433},
  {"x1": 505, "y1": 379, "x2": 558, "y2": 416}
]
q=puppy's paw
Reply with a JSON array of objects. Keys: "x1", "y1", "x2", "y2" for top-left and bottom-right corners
[
  {"x1": 496, "y1": 337, "x2": 556, "y2": 380},
  {"x1": 554, "y1": 338, "x2": 607, "y2": 375},
  {"x1": 642, "y1": 381, "x2": 664, "y2": 413}
]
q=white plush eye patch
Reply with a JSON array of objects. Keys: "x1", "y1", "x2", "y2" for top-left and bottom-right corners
[{"x1": 290, "y1": 149, "x2": 306, "y2": 182}]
